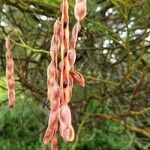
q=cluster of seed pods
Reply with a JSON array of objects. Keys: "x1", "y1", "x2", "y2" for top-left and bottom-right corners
[
  {"x1": 43, "y1": 0, "x2": 87, "y2": 149},
  {"x1": 5, "y1": 37, "x2": 15, "y2": 108}
]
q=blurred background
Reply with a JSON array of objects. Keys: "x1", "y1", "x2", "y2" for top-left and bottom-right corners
[{"x1": 0, "y1": 0, "x2": 150, "y2": 149}]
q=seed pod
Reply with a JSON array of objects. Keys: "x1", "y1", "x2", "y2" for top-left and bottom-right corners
[
  {"x1": 51, "y1": 97, "x2": 60, "y2": 112},
  {"x1": 8, "y1": 89, "x2": 15, "y2": 108},
  {"x1": 58, "y1": 61, "x2": 63, "y2": 72},
  {"x1": 59, "y1": 104, "x2": 71, "y2": 124},
  {"x1": 62, "y1": 0, "x2": 69, "y2": 21},
  {"x1": 50, "y1": 82, "x2": 60, "y2": 111},
  {"x1": 68, "y1": 48, "x2": 76, "y2": 66},
  {"x1": 59, "y1": 87, "x2": 65, "y2": 105},
  {"x1": 63, "y1": 57, "x2": 70, "y2": 104},
  {"x1": 59, "y1": 104, "x2": 75, "y2": 141},
  {"x1": 63, "y1": 85, "x2": 70, "y2": 104},
  {"x1": 47, "y1": 61, "x2": 55, "y2": 82},
  {"x1": 70, "y1": 70, "x2": 85, "y2": 87},
  {"x1": 59, "y1": 121, "x2": 75, "y2": 141},
  {"x1": 54, "y1": 18, "x2": 61, "y2": 36},
  {"x1": 50, "y1": 36, "x2": 55, "y2": 59},
  {"x1": 51, "y1": 82, "x2": 60, "y2": 100},
  {"x1": 68, "y1": 125, "x2": 75, "y2": 141},
  {"x1": 75, "y1": 0, "x2": 87, "y2": 21},
  {"x1": 50, "y1": 36, "x2": 60, "y2": 69},
  {"x1": 51, "y1": 136, "x2": 58, "y2": 150},
  {"x1": 43, "y1": 127, "x2": 54, "y2": 145},
  {"x1": 43, "y1": 112, "x2": 58, "y2": 144},
  {"x1": 70, "y1": 21, "x2": 81, "y2": 49},
  {"x1": 69, "y1": 76, "x2": 73, "y2": 100},
  {"x1": 5, "y1": 37, "x2": 15, "y2": 108},
  {"x1": 5, "y1": 37, "x2": 11, "y2": 50},
  {"x1": 47, "y1": 61, "x2": 56, "y2": 101},
  {"x1": 64, "y1": 125, "x2": 75, "y2": 141},
  {"x1": 43, "y1": 0, "x2": 87, "y2": 147}
]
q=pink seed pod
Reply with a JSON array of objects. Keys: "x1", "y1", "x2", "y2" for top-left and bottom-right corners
[
  {"x1": 60, "y1": 3, "x2": 63, "y2": 13},
  {"x1": 69, "y1": 76, "x2": 73, "y2": 99},
  {"x1": 50, "y1": 82, "x2": 60, "y2": 111},
  {"x1": 54, "y1": 18, "x2": 61, "y2": 36},
  {"x1": 43, "y1": 112, "x2": 58, "y2": 144},
  {"x1": 7, "y1": 79, "x2": 15, "y2": 89},
  {"x1": 51, "y1": 136, "x2": 58, "y2": 150},
  {"x1": 70, "y1": 70, "x2": 85, "y2": 87},
  {"x1": 70, "y1": 21, "x2": 81, "y2": 49},
  {"x1": 51, "y1": 82, "x2": 60, "y2": 100},
  {"x1": 43, "y1": 127, "x2": 54, "y2": 145},
  {"x1": 43, "y1": 0, "x2": 87, "y2": 147},
  {"x1": 5, "y1": 37, "x2": 12, "y2": 51},
  {"x1": 59, "y1": 104, "x2": 74, "y2": 140},
  {"x1": 51, "y1": 97, "x2": 60, "y2": 112},
  {"x1": 59, "y1": 123, "x2": 68, "y2": 141},
  {"x1": 59, "y1": 122, "x2": 75, "y2": 141},
  {"x1": 59, "y1": 104, "x2": 72, "y2": 125},
  {"x1": 47, "y1": 61, "x2": 55, "y2": 81},
  {"x1": 63, "y1": 58, "x2": 71, "y2": 104},
  {"x1": 62, "y1": 0, "x2": 69, "y2": 19},
  {"x1": 68, "y1": 125, "x2": 75, "y2": 141},
  {"x1": 50, "y1": 36, "x2": 59, "y2": 61},
  {"x1": 47, "y1": 62, "x2": 56, "y2": 101},
  {"x1": 50, "y1": 37, "x2": 59, "y2": 65},
  {"x1": 68, "y1": 48, "x2": 76, "y2": 66},
  {"x1": 58, "y1": 61, "x2": 63, "y2": 72},
  {"x1": 59, "y1": 122, "x2": 66, "y2": 139},
  {"x1": 50, "y1": 36, "x2": 55, "y2": 59},
  {"x1": 63, "y1": 85, "x2": 70, "y2": 104},
  {"x1": 8, "y1": 89, "x2": 15, "y2": 108},
  {"x1": 47, "y1": 86, "x2": 52, "y2": 102},
  {"x1": 75, "y1": 0, "x2": 87, "y2": 21},
  {"x1": 64, "y1": 125, "x2": 75, "y2": 141},
  {"x1": 59, "y1": 87, "x2": 65, "y2": 105},
  {"x1": 53, "y1": 43, "x2": 60, "y2": 68},
  {"x1": 5, "y1": 38, "x2": 15, "y2": 108}
]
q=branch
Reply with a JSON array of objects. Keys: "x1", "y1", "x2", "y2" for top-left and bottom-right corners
[
  {"x1": 9, "y1": 37, "x2": 50, "y2": 54},
  {"x1": 129, "y1": 107, "x2": 150, "y2": 116},
  {"x1": 85, "y1": 75, "x2": 119, "y2": 86},
  {"x1": 71, "y1": 115, "x2": 89, "y2": 150},
  {"x1": 89, "y1": 113, "x2": 150, "y2": 138},
  {"x1": 1, "y1": 0, "x2": 58, "y2": 17}
]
